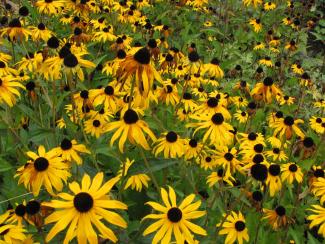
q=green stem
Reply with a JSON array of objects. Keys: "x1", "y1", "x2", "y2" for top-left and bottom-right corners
[{"x1": 139, "y1": 147, "x2": 160, "y2": 192}]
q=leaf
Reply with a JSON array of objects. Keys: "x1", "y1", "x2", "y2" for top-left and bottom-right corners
[{"x1": 0, "y1": 157, "x2": 12, "y2": 172}]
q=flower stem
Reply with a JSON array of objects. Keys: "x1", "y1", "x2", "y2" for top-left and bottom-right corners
[{"x1": 139, "y1": 147, "x2": 160, "y2": 192}]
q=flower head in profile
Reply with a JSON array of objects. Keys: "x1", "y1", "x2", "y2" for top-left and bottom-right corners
[
  {"x1": 44, "y1": 172, "x2": 128, "y2": 243},
  {"x1": 105, "y1": 109, "x2": 156, "y2": 152},
  {"x1": 143, "y1": 186, "x2": 207, "y2": 243}
]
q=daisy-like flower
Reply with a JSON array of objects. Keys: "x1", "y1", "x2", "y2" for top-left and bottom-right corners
[
  {"x1": 0, "y1": 211, "x2": 26, "y2": 243},
  {"x1": 207, "y1": 168, "x2": 236, "y2": 187},
  {"x1": 266, "y1": 164, "x2": 282, "y2": 196},
  {"x1": 285, "y1": 40, "x2": 297, "y2": 52},
  {"x1": 53, "y1": 138, "x2": 90, "y2": 165},
  {"x1": 196, "y1": 97, "x2": 231, "y2": 119},
  {"x1": 249, "y1": 18, "x2": 262, "y2": 32},
  {"x1": 185, "y1": 51, "x2": 202, "y2": 74},
  {"x1": 187, "y1": 112, "x2": 234, "y2": 146},
  {"x1": 106, "y1": 109, "x2": 156, "y2": 152},
  {"x1": 117, "y1": 158, "x2": 150, "y2": 192},
  {"x1": 262, "y1": 206, "x2": 291, "y2": 230},
  {"x1": 93, "y1": 26, "x2": 116, "y2": 43},
  {"x1": 234, "y1": 110, "x2": 249, "y2": 123},
  {"x1": 215, "y1": 146, "x2": 242, "y2": 177},
  {"x1": 117, "y1": 47, "x2": 162, "y2": 97},
  {"x1": 0, "y1": 76, "x2": 25, "y2": 107},
  {"x1": 281, "y1": 163, "x2": 303, "y2": 184},
  {"x1": 283, "y1": 17, "x2": 292, "y2": 25},
  {"x1": 203, "y1": 58, "x2": 224, "y2": 78},
  {"x1": 270, "y1": 115, "x2": 304, "y2": 140},
  {"x1": 259, "y1": 57, "x2": 273, "y2": 67},
  {"x1": 291, "y1": 63, "x2": 304, "y2": 75},
  {"x1": 89, "y1": 85, "x2": 121, "y2": 112},
  {"x1": 243, "y1": 0, "x2": 262, "y2": 8},
  {"x1": 0, "y1": 18, "x2": 31, "y2": 42},
  {"x1": 29, "y1": 23, "x2": 53, "y2": 41},
  {"x1": 265, "y1": 147, "x2": 287, "y2": 162},
  {"x1": 153, "y1": 131, "x2": 185, "y2": 158},
  {"x1": 251, "y1": 77, "x2": 282, "y2": 104},
  {"x1": 16, "y1": 52, "x2": 43, "y2": 73},
  {"x1": 276, "y1": 95, "x2": 295, "y2": 106},
  {"x1": 142, "y1": 186, "x2": 207, "y2": 243},
  {"x1": 184, "y1": 138, "x2": 204, "y2": 160},
  {"x1": 300, "y1": 72, "x2": 312, "y2": 87},
  {"x1": 307, "y1": 205, "x2": 325, "y2": 238},
  {"x1": 311, "y1": 177, "x2": 325, "y2": 204},
  {"x1": 158, "y1": 84, "x2": 180, "y2": 106},
  {"x1": 309, "y1": 116, "x2": 325, "y2": 134},
  {"x1": 35, "y1": 0, "x2": 64, "y2": 15},
  {"x1": 264, "y1": 2, "x2": 276, "y2": 10},
  {"x1": 253, "y1": 42, "x2": 265, "y2": 50},
  {"x1": 217, "y1": 211, "x2": 249, "y2": 244},
  {"x1": 62, "y1": 53, "x2": 96, "y2": 81},
  {"x1": 15, "y1": 145, "x2": 71, "y2": 196},
  {"x1": 44, "y1": 172, "x2": 128, "y2": 243},
  {"x1": 84, "y1": 117, "x2": 107, "y2": 138}
]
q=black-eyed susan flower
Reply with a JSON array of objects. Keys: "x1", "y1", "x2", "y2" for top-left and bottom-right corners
[
  {"x1": 251, "y1": 77, "x2": 282, "y2": 104},
  {"x1": 196, "y1": 97, "x2": 231, "y2": 119},
  {"x1": 265, "y1": 146, "x2": 287, "y2": 162},
  {"x1": 266, "y1": 164, "x2": 282, "y2": 196},
  {"x1": 249, "y1": 18, "x2": 262, "y2": 32},
  {"x1": 291, "y1": 63, "x2": 304, "y2": 75},
  {"x1": 187, "y1": 112, "x2": 234, "y2": 146},
  {"x1": 53, "y1": 139, "x2": 90, "y2": 165},
  {"x1": 93, "y1": 26, "x2": 116, "y2": 43},
  {"x1": 196, "y1": 152, "x2": 217, "y2": 170},
  {"x1": 117, "y1": 158, "x2": 150, "y2": 192},
  {"x1": 15, "y1": 145, "x2": 71, "y2": 196},
  {"x1": 264, "y1": 2, "x2": 276, "y2": 10},
  {"x1": 281, "y1": 163, "x2": 303, "y2": 184},
  {"x1": 206, "y1": 168, "x2": 236, "y2": 187},
  {"x1": 311, "y1": 177, "x2": 325, "y2": 204},
  {"x1": 215, "y1": 146, "x2": 242, "y2": 177},
  {"x1": 106, "y1": 109, "x2": 156, "y2": 152},
  {"x1": 153, "y1": 131, "x2": 185, "y2": 158},
  {"x1": 44, "y1": 172, "x2": 127, "y2": 243},
  {"x1": 234, "y1": 110, "x2": 249, "y2": 123},
  {"x1": 262, "y1": 206, "x2": 292, "y2": 230},
  {"x1": 158, "y1": 84, "x2": 180, "y2": 106},
  {"x1": 35, "y1": 0, "x2": 64, "y2": 15},
  {"x1": 217, "y1": 211, "x2": 249, "y2": 244},
  {"x1": 270, "y1": 115, "x2": 304, "y2": 140},
  {"x1": 307, "y1": 205, "x2": 325, "y2": 238},
  {"x1": 258, "y1": 57, "x2": 273, "y2": 67},
  {"x1": 89, "y1": 85, "x2": 121, "y2": 112},
  {"x1": 0, "y1": 211, "x2": 26, "y2": 243},
  {"x1": 84, "y1": 118, "x2": 106, "y2": 138},
  {"x1": 29, "y1": 23, "x2": 53, "y2": 41},
  {"x1": 142, "y1": 186, "x2": 207, "y2": 243},
  {"x1": 283, "y1": 17, "x2": 292, "y2": 25},
  {"x1": 276, "y1": 94, "x2": 295, "y2": 106},
  {"x1": 243, "y1": 0, "x2": 262, "y2": 7},
  {"x1": 309, "y1": 116, "x2": 325, "y2": 134},
  {"x1": 253, "y1": 42, "x2": 265, "y2": 50},
  {"x1": 117, "y1": 47, "x2": 162, "y2": 97},
  {"x1": 0, "y1": 18, "x2": 31, "y2": 42},
  {"x1": 285, "y1": 40, "x2": 297, "y2": 52},
  {"x1": 184, "y1": 138, "x2": 204, "y2": 160},
  {"x1": 0, "y1": 76, "x2": 25, "y2": 107},
  {"x1": 203, "y1": 58, "x2": 224, "y2": 78},
  {"x1": 185, "y1": 51, "x2": 202, "y2": 74}
]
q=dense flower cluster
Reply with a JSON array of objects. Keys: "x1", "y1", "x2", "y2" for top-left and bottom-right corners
[{"x1": 0, "y1": 0, "x2": 324, "y2": 243}]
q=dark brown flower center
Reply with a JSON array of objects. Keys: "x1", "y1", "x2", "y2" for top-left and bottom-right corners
[
  {"x1": 74, "y1": 192, "x2": 93, "y2": 213},
  {"x1": 167, "y1": 207, "x2": 182, "y2": 223},
  {"x1": 34, "y1": 157, "x2": 49, "y2": 172}
]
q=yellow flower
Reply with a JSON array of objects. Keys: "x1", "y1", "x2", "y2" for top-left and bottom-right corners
[
  {"x1": 15, "y1": 145, "x2": 71, "y2": 196},
  {"x1": 262, "y1": 206, "x2": 291, "y2": 230},
  {"x1": 307, "y1": 205, "x2": 325, "y2": 238},
  {"x1": 249, "y1": 18, "x2": 262, "y2": 32},
  {"x1": 217, "y1": 211, "x2": 249, "y2": 244},
  {"x1": 44, "y1": 172, "x2": 128, "y2": 243},
  {"x1": 0, "y1": 76, "x2": 25, "y2": 107},
  {"x1": 143, "y1": 186, "x2": 207, "y2": 243},
  {"x1": 0, "y1": 211, "x2": 26, "y2": 243},
  {"x1": 105, "y1": 109, "x2": 156, "y2": 152},
  {"x1": 264, "y1": 2, "x2": 276, "y2": 10},
  {"x1": 281, "y1": 163, "x2": 303, "y2": 184},
  {"x1": 53, "y1": 139, "x2": 90, "y2": 165},
  {"x1": 153, "y1": 131, "x2": 185, "y2": 158},
  {"x1": 117, "y1": 158, "x2": 151, "y2": 192}
]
